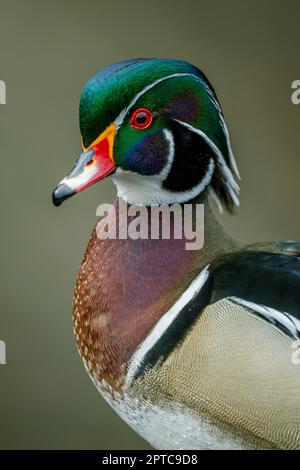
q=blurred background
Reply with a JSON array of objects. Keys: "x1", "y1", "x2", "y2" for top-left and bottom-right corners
[{"x1": 0, "y1": 0, "x2": 299, "y2": 449}]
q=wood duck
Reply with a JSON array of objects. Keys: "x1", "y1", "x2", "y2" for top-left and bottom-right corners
[{"x1": 52, "y1": 59, "x2": 300, "y2": 450}]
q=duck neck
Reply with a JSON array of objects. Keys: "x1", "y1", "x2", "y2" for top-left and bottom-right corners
[{"x1": 193, "y1": 195, "x2": 239, "y2": 267}]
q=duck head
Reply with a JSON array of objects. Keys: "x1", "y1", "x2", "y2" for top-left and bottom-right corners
[{"x1": 53, "y1": 58, "x2": 240, "y2": 211}]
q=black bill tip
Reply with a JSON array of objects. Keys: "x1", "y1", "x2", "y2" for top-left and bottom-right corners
[{"x1": 52, "y1": 183, "x2": 76, "y2": 207}]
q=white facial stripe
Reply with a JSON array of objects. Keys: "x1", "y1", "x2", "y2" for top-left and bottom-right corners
[
  {"x1": 125, "y1": 265, "x2": 210, "y2": 386},
  {"x1": 219, "y1": 114, "x2": 240, "y2": 179},
  {"x1": 229, "y1": 297, "x2": 300, "y2": 339},
  {"x1": 160, "y1": 129, "x2": 175, "y2": 179},
  {"x1": 175, "y1": 119, "x2": 240, "y2": 207},
  {"x1": 199, "y1": 81, "x2": 240, "y2": 180},
  {"x1": 114, "y1": 72, "x2": 200, "y2": 128}
]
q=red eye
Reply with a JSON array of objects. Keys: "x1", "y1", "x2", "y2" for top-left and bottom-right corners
[{"x1": 130, "y1": 108, "x2": 153, "y2": 129}]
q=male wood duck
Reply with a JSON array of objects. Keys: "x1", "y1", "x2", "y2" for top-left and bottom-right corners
[{"x1": 52, "y1": 59, "x2": 300, "y2": 450}]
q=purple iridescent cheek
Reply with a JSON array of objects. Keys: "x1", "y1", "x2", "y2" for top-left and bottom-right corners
[{"x1": 124, "y1": 131, "x2": 169, "y2": 176}]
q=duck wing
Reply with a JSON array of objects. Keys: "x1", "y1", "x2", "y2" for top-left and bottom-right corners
[{"x1": 129, "y1": 243, "x2": 300, "y2": 449}]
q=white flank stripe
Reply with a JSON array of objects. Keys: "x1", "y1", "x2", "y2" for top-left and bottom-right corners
[
  {"x1": 126, "y1": 265, "x2": 210, "y2": 386},
  {"x1": 230, "y1": 297, "x2": 300, "y2": 339}
]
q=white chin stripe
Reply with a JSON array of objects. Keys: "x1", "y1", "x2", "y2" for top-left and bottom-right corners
[{"x1": 112, "y1": 158, "x2": 215, "y2": 206}]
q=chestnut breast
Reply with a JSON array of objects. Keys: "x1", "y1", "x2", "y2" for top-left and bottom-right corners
[{"x1": 73, "y1": 201, "x2": 198, "y2": 391}]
